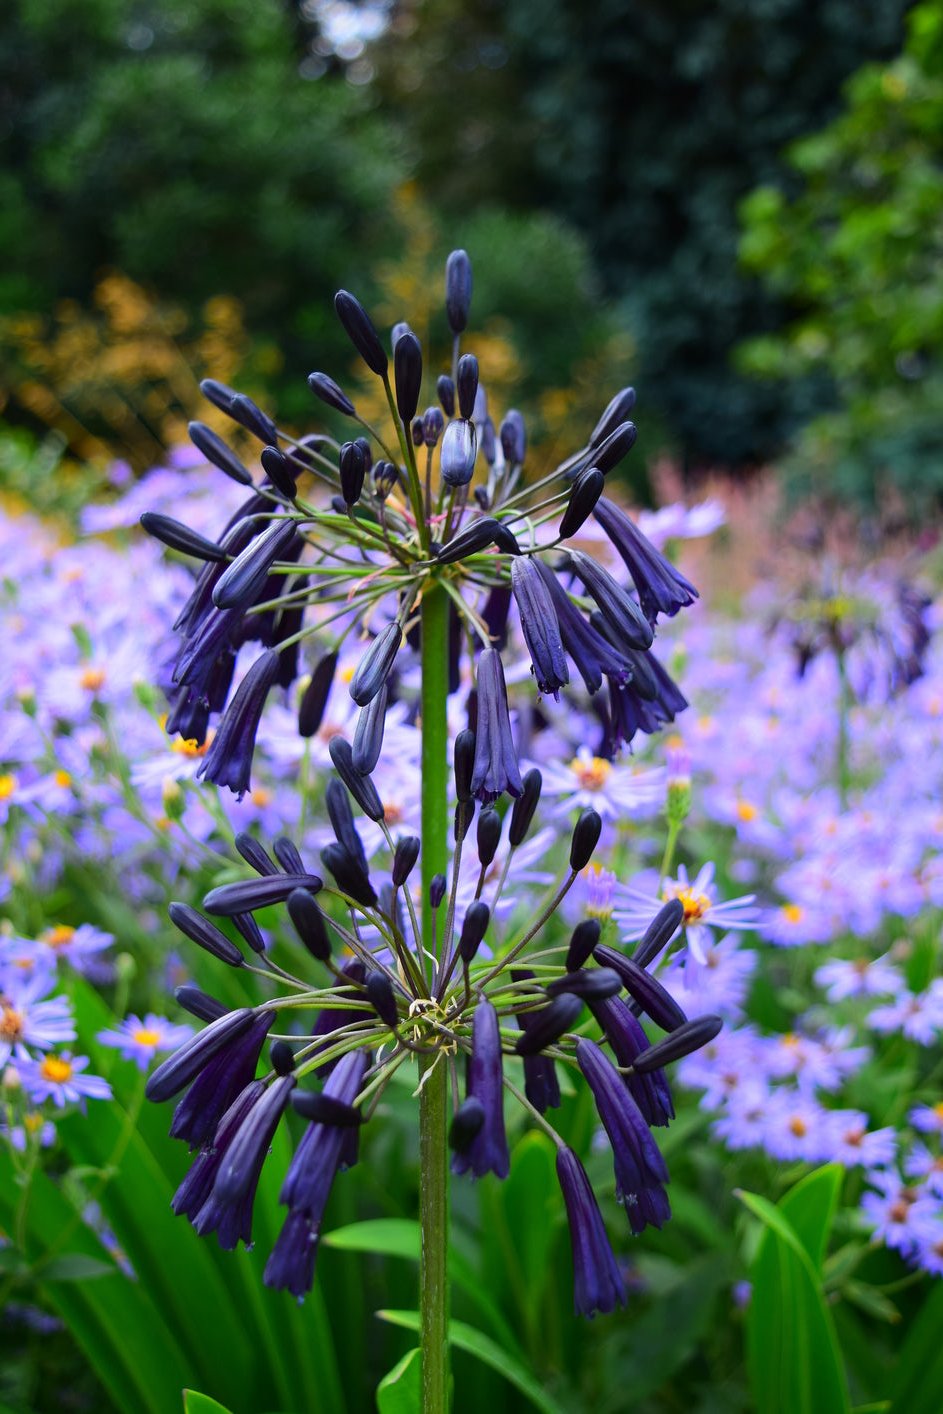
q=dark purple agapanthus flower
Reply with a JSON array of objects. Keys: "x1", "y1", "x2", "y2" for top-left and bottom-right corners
[
  {"x1": 451, "y1": 998, "x2": 509, "y2": 1179},
  {"x1": 470, "y1": 649, "x2": 523, "y2": 804},
  {"x1": 556, "y1": 1147, "x2": 627, "y2": 1318},
  {"x1": 593, "y1": 496, "x2": 698, "y2": 624}
]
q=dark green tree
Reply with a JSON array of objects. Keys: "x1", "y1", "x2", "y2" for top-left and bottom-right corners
[
  {"x1": 376, "y1": 0, "x2": 910, "y2": 467},
  {"x1": 738, "y1": 0, "x2": 943, "y2": 512},
  {"x1": 0, "y1": 0, "x2": 402, "y2": 410}
]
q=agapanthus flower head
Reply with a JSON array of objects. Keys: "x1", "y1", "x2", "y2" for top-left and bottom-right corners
[
  {"x1": 138, "y1": 246, "x2": 711, "y2": 1323},
  {"x1": 145, "y1": 249, "x2": 699, "y2": 796}
]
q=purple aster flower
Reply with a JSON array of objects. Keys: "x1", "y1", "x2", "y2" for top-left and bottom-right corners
[
  {"x1": 96, "y1": 1013, "x2": 194, "y2": 1071},
  {"x1": 615, "y1": 863, "x2": 757, "y2": 966},
  {"x1": 18, "y1": 1053, "x2": 112, "y2": 1109}
]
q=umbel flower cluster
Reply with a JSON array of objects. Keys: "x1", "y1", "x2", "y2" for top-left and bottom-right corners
[{"x1": 144, "y1": 251, "x2": 720, "y2": 1316}]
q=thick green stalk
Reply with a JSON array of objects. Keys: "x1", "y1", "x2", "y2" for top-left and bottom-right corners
[{"x1": 419, "y1": 580, "x2": 451, "y2": 1413}]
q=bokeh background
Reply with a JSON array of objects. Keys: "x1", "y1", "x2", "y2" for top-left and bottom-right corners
[{"x1": 4, "y1": 3, "x2": 943, "y2": 1413}]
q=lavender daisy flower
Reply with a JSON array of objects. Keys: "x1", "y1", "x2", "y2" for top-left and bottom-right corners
[
  {"x1": 96, "y1": 1013, "x2": 194, "y2": 1071},
  {"x1": 615, "y1": 863, "x2": 757, "y2": 966},
  {"x1": 18, "y1": 1054, "x2": 112, "y2": 1109}
]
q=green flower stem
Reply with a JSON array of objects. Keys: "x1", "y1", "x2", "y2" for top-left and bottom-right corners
[{"x1": 419, "y1": 579, "x2": 451, "y2": 1413}]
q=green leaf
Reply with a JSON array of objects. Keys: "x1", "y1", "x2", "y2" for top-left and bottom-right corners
[
  {"x1": 778, "y1": 1165, "x2": 843, "y2": 1274},
  {"x1": 888, "y1": 1279, "x2": 943, "y2": 1414},
  {"x1": 43, "y1": 1253, "x2": 119, "y2": 1282},
  {"x1": 326, "y1": 1218, "x2": 522, "y2": 1356},
  {"x1": 183, "y1": 1395, "x2": 235, "y2": 1414},
  {"x1": 842, "y1": 1280, "x2": 901, "y2": 1325},
  {"x1": 740, "y1": 1174, "x2": 851, "y2": 1414},
  {"x1": 377, "y1": 1311, "x2": 570, "y2": 1414},
  {"x1": 376, "y1": 1348, "x2": 421, "y2": 1414}
]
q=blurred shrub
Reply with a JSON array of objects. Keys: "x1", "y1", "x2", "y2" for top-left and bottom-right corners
[
  {"x1": 0, "y1": 0, "x2": 403, "y2": 415},
  {"x1": 738, "y1": 0, "x2": 943, "y2": 515},
  {"x1": 0, "y1": 273, "x2": 274, "y2": 475},
  {"x1": 375, "y1": 0, "x2": 909, "y2": 468}
]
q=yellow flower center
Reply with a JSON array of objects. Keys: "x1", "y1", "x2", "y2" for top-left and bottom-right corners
[
  {"x1": 788, "y1": 1116, "x2": 807, "y2": 1138},
  {"x1": 23, "y1": 1111, "x2": 45, "y2": 1134},
  {"x1": 132, "y1": 1027, "x2": 161, "y2": 1047},
  {"x1": 665, "y1": 885, "x2": 711, "y2": 923},
  {"x1": 251, "y1": 787, "x2": 272, "y2": 807},
  {"x1": 80, "y1": 667, "x2": 107, "y2": 693},
  {"x1": 736, "y1": 800, "x2": 758, "y2": 822},
  {"x1": 43, "y1": 925, "x2": 76, "y2": 950},
  {"x1": 40, "y1": 1056, "x2": 73, "y2": 1083},
  {"x1": 54, "y1": 769, "x2": 72, "y2": 788},
  {"x1": 0, "y1": 774, "x2": 18, "y2": 800},
  {"x1": 383, "y1": 801, "x2": 404, "y2": 826},
  {"x1": 570, "y1": 755, "x2": 611, "y2": 791},
  {"x1": 933, "y1": 1102, "x2": 943, "y2": 1120},
  {"x1": 171, "y1": 734, "x2": 210, "y2": 758},
  {"x1": 782, "y1": 903, "x2": 804, "y2": 924},
  {"x1": 0, "y1": 1004, "x2": 24, "y2": 1040}
]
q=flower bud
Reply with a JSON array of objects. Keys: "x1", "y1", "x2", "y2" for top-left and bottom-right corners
[
  {"x1": 366, "y1": 970, "x2": 399, "y2": 1028},
  {"x1": 328, "y1": 738, "x2": 385, "y2": 822},
  {"x1": 188, "y1": 421, "x2": 254, "y2": 487},
  {"x1": 308, "y1": 371, "x2": 356, "y2": 416},
  {"x1": 174, "y1": 985, "x2": 228, "y2": 1023},
  {"x1": 373, "y1": 460, "x2": 399, "y2": 500},
  {"x1": 459, "y1": 900, "x2": 490, "y2": 963},
  {"x1": 394, "y1": 330, "x2": 423, "y2": 424},
  {"x1": 298, "y1": 651, "x2": 338, "y2": 738},
  {"x1": 273, "y1": 836, "x2": 305, "y2": 874},
  {"x1": 334, "y1": 290, "x2": 388, "y2": 376},
  {"x1": 435, "y1": 516, "x2": 517, "y2": 566},
  {"x1": 456, "y1": 354, "x2": 479, "y2": 421},
  {"x1": 203, "y1": 873, "x2": 321, "y2": 917},
  {"x1": 499, "y1": 410, "x2": 526, "y2": 466},
  {"x1": 339, "y1": 441, "x2": 367, "y2": 506},
  {"x1": 287, "y1": 887, "x2": 331, "y2": 962},
  {"x1": 228, "y1": 393, "x2": 279, "y2": 447},
  {"x1": 632, "y1": 898, "x2": 684, "y2": 970},
  {"x1": 234, "y1": 833, "x2": 279, "y2": 876},
  {"x1": 630, "y1": 1016, "x2": 723, "y2": 1072},
  {"x1": 566, "y1": 918, "x2": 602, "y2": 971},
  {"x1": 507, "y1": 768, "x2": 542, "y2": 847},
  {"x1": 454, "y1": 728, "x2": 476, "y2": 804},
  {"x1": 292, "y1": 1090, "x2": 363, "y2": 1126},
  {"x1": 422, "y1": 406, "x2": 444, "y2": 447},
  {"x1": 270, "y1": 1041, "x2": 295, "y2": 1076},
  {"x1": 430, "y1": 873, "x2": 447, "y2": 909},
  {"x1": 320, "y1": 842, "x2": 377, "y2": 908},
  {"x1": 445, "y1": 249, "x2": 473, "y2": 334},
  {"x1": 212, "y1": 519, "x2": 298, "y2": 612},
  {"x1": 593, "y1": 944, "x2": 687, "y2": 1031},
  {"x1": 515, "y1": 994, "x2": 583, "y2": 1055},
  {"x1": 140, "y1": 513, "x2": 228, "y2": 563},
  {"x1": 392, "y1": 835, "x2": 421, "y2": 888},
  {"x1": 476, "y1": 806, "x2": 502, "y2": 867},
  {"x1": 546, "y1": 967, "x2": 621, "y2": 1001},
  {"x1": 259, "y1": 446, "x2": 297, "y2": 500},
  {"x1": 441, "y1": 419, "x2": 478, "y2": 488},
  {"x1": 437, "y1": 375, "x2": 456, "y2": 418},
  {"x1": 569, "y1": 808, "x2": 602, "y2": 871},
  {"x1": 590, "y1": 387, "x2": 637, "y2": 447},
  {"x1": 559, "y1": 467, "x2": 605, "y2": 540},
  {"x1": 352, "y1": 684, "x2": 388, "y2": 775},
  {"x1": 592, "y1": 420, "x2": 637, "y2": 475},
  {"x1": 349, "y1": 622, "x2": 402, "y2": 707},
  {"x1": 169, "y1": 902, "x2": 245, "y2": 967}
]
